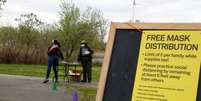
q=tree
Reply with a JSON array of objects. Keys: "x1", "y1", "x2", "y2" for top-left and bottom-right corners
[
  {"x1": 0, "y1": 0, "x2": 6, "y2": 9},
  {"x1": 58, "y1": 1, "x2": 82, "y2": 60},
  {"x1": 15, "y1": 13, "x2": 45, "y2": 63},
  {"x1": 0, "y1": 0, "x2": 6, "y2": 17},
  {"x1": 0, "y1": 26, "x2": 18, "y2": 63},
  {"x1": 15, "y1": 13, "x2": 44, "y2": 46},
  {"x1": 81, "y1": 7, "x2": 107, "y2": 49},
  {"x1": 0, "y1": 13, "x2": 50, "y2": 64},
  {"x1": 15, "y1": 13, "x2": 44, "y2": 32},
  {"x1": 58, "y1": 1, "x2": 107, "y2": 60},
  {"x1": 0, "y1": 1, "x2": 107, "y2": 64}
]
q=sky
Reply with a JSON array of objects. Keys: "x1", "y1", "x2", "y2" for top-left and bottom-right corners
[{"x1": 1, "y1": 0, "x2": 201, "y2": 26}]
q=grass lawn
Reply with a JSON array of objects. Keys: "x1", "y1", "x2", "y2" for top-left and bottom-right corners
[
  {"x1": 0, "y1": 64, "x2": 101, "y2": 81},
  {"x1": 0, "y1": 64, "x2": 46, "y2": 77},
  {"x1": 65, "y1": 84, "x2": 97, "y2": 101}
]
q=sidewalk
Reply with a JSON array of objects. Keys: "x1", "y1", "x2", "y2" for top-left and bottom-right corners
[{"x1": 0, "y1": 74, "x2": 70, "y2": 101}]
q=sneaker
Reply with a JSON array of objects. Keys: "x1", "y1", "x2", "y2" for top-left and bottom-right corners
[{"x1": 43, "y1": 79, "x2": 49, "y2": 83}]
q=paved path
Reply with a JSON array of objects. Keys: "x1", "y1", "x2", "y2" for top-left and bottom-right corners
[{"x1": 0, "y1": 74, "x2": 71, "y2": 101}]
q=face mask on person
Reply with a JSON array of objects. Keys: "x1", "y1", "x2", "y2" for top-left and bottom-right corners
[
  {"x1": 80, "y1": 44, "x2": 85, "y2": 47},
  {"x1": 52, "y1": 40, "x2": 55, "y2": 44}
]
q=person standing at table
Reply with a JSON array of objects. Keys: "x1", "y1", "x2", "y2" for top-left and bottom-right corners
[
  {"x1": 43, "y1": 40, "x2": 64, "y2": 83},
  {"x1": 78, "y1": 40, "x2": 93, "y2": 83}
]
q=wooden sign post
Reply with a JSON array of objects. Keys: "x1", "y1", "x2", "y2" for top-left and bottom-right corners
[{"x1": 96, "y1": 23, "x2": 201, "y2": 101}]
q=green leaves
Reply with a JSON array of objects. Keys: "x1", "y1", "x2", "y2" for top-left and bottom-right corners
[
  {"x1": 0, "y1": 1, "x2": 106, "y2": 63},
  {"x1": 58, "y1": 1, "x2": 107, "y2": 60},
  {"x1": 15, "y1": 13, "x2": 44, "y2": 31},
  {"x1": 0, "y1": 0, "x2": 6, "y2": 9}
]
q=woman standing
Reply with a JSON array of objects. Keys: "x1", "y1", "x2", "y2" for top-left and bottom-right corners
[{"x1": 43, "y1": 40, "x2": 64, "y2": 83}]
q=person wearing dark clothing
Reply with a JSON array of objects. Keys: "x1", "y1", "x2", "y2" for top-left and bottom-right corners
[
  {"x1": 43, "y1": 40, "x2": 64, "y2": 83},
  {"x1": 78, "y1": 40, "x2": 93, "y2": 83}
]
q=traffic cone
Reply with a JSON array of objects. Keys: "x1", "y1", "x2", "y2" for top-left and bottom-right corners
[
  {"x1": 72, "y1": 90, "x2": 78, "y2": 101},
  {"x1": 51, "y1": 82, "x2": 58, "y2": 91}
]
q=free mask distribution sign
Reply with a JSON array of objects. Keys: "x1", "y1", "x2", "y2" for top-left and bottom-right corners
[{"x1": 132, "y1": 30, "x2": 201, "y2": 101}]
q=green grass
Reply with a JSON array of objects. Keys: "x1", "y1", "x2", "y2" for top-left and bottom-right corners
[
  {"x1": 66, "y1": 84, "x2": 97, "y2": 101},
  {"x1": 0, "y1": 64, "x2": 101, "y2": 81},
  {"x1": 0, "y1": 64, "x2": 46, "y2": 77}
]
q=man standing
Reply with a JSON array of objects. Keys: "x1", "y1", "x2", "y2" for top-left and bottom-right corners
[{"x1": 78, "y1": 40, "x2": 93, "y2": 83}]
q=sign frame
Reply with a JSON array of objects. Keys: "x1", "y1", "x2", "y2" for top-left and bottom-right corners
[{"x1": 96, "y1": 23, "x2": 201, "y2": 101}]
